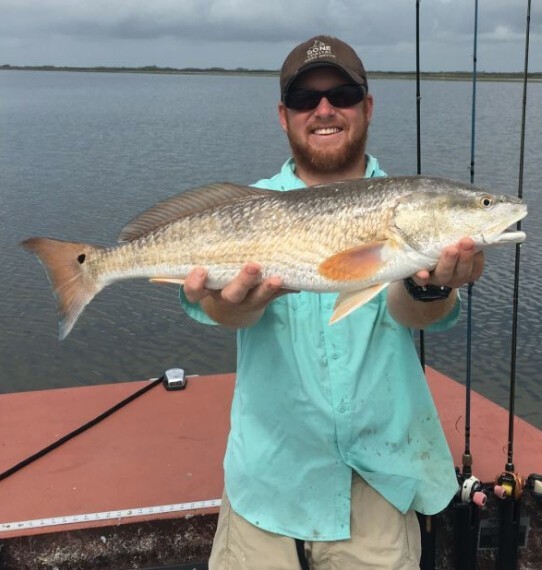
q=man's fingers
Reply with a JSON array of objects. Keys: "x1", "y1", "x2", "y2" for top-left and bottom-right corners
[
  {"x1": 220, "y1": 264, "x2": 263, "y2": 305},
  {"x1": 430, "y1": 238, "x2": 485, "y2": 288},
  {"x1": 412, "y1": 238, "x2": 485, "y2": 289},
  {"x1": 461, "y1": 251, "x2": 484, "y2": 283},
  {"x1": 455, "y1": 238, "x2": 484, "y2": 283},
  {"x1": 183, "y1": 267, "x2": 210, "y2": 303},
  {"x1": 413, "y1": 247, "x2": 459, "y2": 286},
  {"x1": 244, "y1": 277, "x2": 286, "y2": 307},
  {"x1": 441, "y1": 239, "x2": 480, "y2": 286},
  {"x1": 435, "y1": 246, "x2": 460, "y2": 284},
  {"x1": 183, "y1": 264, "x2": 289, "y2": 315}
]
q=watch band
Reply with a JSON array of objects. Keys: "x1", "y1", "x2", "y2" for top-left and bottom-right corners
[{"x1": 403, "y1": 277, "x2": 453, "y2": 302}]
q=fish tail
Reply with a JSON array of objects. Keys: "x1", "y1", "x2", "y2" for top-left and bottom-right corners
[{"x1": 21, "y1": 237, "x2": 105, "y2": 340}]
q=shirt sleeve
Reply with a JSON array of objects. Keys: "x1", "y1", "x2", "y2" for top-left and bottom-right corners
[{"x1": 178, "y1": 287, "x2": 220, "y2": 326}]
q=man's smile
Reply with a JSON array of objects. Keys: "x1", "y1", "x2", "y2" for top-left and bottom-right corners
[{"x1": 312, "y1": 127, "x2": 343, "y2": 136}]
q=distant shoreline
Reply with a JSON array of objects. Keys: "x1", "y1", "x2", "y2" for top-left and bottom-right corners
[{"x1": 1, "y1": 64, "x2": 541, "y2": 82}]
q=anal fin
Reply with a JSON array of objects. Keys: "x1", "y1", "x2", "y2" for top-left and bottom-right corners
[
  {"x1": 330, "y1": 283, "x2": 389, "y2": 324},
  {"x1": 149, "y1": 277, "x2": 186, "y2": 285}
]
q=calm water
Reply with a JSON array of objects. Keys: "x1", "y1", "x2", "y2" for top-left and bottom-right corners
[{"x1": 1, "y1": 71, "x2": 542, "y2": 430}]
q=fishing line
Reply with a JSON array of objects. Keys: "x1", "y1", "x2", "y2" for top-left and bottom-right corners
[
  {"x1": 415, "y1": 0, "x2": 422, "y2": 178},
  {"x1": 506, "y1": 0, "x2": 530, "y2": 474},
  {"x1": 495, "y1": 2, "x2": 531, "y2": 569},
  {"x1": 452, "y1": 5, "x2": 487, "y2": 569},
  {"x1": 414, "y1": 5, "x2": 438, "y2": 570},
  {"x1": 463, "y1": 0, "x2": 479, "y2": 478},
  {"x1": 460, "y1": 0, "x2": 485, "y2": 489},
  {"x1": 415, "y1": 0, "x2": 427, "y2": 372},
  {"x1": 463, "y1": 284, "x2": 474, "y2": 475}
]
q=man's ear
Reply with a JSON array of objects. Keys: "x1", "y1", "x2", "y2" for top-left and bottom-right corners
[
  {"x1": 364, "y1": 94, "x2": 374, "y2": 123},
  {"x1": 278, "y1": 102, "x2": 289, "y2": 133}
]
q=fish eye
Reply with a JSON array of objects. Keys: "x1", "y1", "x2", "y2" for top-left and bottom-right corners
[{"x1": 479, "y1": 194, "x2": 495, "y2": 208}]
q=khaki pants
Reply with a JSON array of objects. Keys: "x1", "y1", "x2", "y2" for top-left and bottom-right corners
[{"x1": 209, "y1": 473, "x2": 421, "y2": 570}]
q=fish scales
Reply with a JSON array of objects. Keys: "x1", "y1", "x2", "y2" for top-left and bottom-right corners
[
  {"x1": 21, "y1": 175, "x2": 527, "y2": 338},
  {"x1": 96, "y1": 184, "x2": 388, "y2": 289}
]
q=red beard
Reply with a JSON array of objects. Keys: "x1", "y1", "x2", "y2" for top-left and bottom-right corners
[{"x1": 287, "y1": 123, "x2": 369, "y2": 176}]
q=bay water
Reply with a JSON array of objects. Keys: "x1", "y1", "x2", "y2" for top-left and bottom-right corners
[{"x1": 1, "y1": 70, "x2": 541, "y2": 431}]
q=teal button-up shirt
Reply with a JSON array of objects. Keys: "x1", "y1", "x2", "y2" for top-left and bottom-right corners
[{"x1": 180, "y1": 156, "x2": 460, "y2": 540}]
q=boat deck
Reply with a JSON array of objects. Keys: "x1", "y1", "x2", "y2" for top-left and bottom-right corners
[
  {"x1": 0, "y1": 368, "x2": 541, "y2": 568},
  {"x1": 0, "y1": 373, "x2": 233, "y2": 539}
]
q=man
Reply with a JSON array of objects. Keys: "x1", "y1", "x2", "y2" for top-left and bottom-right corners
[{"x1": 181, "y1": 35, "x2": 484, "y2": 569}]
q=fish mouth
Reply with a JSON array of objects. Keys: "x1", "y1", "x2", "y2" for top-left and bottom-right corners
[
  {"x1": 481, "y1": 208, "x2": 528, "y2": 246},
  {"x1": 488, "y1": 229, "x2": 527, "y2": 245}
]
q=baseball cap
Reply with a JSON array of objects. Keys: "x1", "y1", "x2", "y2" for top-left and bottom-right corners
[{"x1": 280, "y1": 35, "x2": 368, "y2": 96}]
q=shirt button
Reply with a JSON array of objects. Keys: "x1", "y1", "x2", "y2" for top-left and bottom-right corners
[
  {"x1": 338, "y1": 403, "x2": 346, "y2": 413},
  {"x1": 331, "y1": 353, "x2": 339, "y2": 360}
]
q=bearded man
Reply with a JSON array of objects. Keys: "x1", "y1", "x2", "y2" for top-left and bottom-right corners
[{"x1": 181, "y1": 35, "x2": 484, "y2": 570}]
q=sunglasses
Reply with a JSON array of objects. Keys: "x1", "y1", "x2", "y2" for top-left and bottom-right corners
[{"x1": 282, "y1": 84, "x2": 366, "y2": 111}]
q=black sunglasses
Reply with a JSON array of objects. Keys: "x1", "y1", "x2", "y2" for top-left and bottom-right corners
[{"x1": 282, "y1": 84, "x2": 366, "y2": 111}]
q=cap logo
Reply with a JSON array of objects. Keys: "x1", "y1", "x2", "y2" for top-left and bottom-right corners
[{"x1": 305, "y1": 40, "x2": 335, "y2": 64}]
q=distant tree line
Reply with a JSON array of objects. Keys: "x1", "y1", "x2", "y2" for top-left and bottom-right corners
[
  {"x1": 1, "y1": 64, "x2": 541, "y2": 81},
  {"x1": 0, "y1": 64, "x2": 277, "y2": 75}
]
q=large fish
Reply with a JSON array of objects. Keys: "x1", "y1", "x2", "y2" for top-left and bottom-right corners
[{"x1": 22, "y1": 176, "x2": 527, "y2": 339}]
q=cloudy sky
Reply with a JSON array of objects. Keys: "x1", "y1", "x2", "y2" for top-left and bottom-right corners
[{"x1": 1, "y1": 0, "x2": 540, "y2": 72}]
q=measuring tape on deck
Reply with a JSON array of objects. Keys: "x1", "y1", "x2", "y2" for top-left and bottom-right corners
[{"x1": 0, "y1": 498, "x2": 221, "y2": 533}]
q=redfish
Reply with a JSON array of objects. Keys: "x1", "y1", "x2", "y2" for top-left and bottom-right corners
[{"x1": 22, "y1": 176, "x2": 527, "y2": 339}]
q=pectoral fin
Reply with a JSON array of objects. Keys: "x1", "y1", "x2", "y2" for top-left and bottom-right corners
[
  {"x1": 149, "y1": 277, "x2": 186, "y2": 285},
  {"x1": 319, "y1": 241, "x2": 390, "y2": 281},
  {"x1": 330, "y1": 283, "x2": 389, "y2": 324}
]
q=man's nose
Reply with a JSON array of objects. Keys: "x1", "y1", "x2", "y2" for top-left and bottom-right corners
[{"x1": 314, "y1": 96, "x2": 336, "y2": 116}]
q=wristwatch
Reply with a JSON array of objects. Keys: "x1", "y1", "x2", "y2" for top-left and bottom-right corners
[{"x1": 403, "y1": 277, "x2": 453, "y2": 302}]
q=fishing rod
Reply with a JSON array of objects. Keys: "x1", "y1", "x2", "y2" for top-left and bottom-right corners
[
  {"x1": 415, "y1": 0, "x2": 422, "y2": 179},
  {"x1": 415, "y1": 0, "x2": 427, "y2": 373},
  {"x1": 452, "y1": 3, "x2": 488, "y2": 568},
  {"x1": 494, "y1": 1, "x2": 531, "y2": 568},
  {"x1": 414, "y1": 4, "x2": 437, "y2": 569}
]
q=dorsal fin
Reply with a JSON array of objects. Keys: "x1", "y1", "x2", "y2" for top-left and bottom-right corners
[{"x1": 118, "y1": 182, "x2": 269, "y2": 242}]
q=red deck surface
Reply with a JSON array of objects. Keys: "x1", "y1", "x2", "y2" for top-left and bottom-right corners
[
  {"x1": 0, "y1": 373, "x2": 234, "y2": 538},
  {"x1": 0, "y1": 368, "x2": 540, "y2": 539},
  {"x1": 427, "y1": 367, "x2": 542, "y2": 482}
]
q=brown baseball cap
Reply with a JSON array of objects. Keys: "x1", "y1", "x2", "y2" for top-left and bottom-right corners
[{"x1": 280, "y1": 35, "x2": 368, "y2": 96}]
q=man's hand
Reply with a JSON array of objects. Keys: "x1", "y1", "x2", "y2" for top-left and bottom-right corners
[
  {"x1": 183, "y1": 263, "x2": 291, "y2": 328},
  {"x1": 387, "y1": 237, "x2": 485, "y2": 329},
  {"x1": 412, "y1": 237, "x2": 485, "y2": 289}
]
